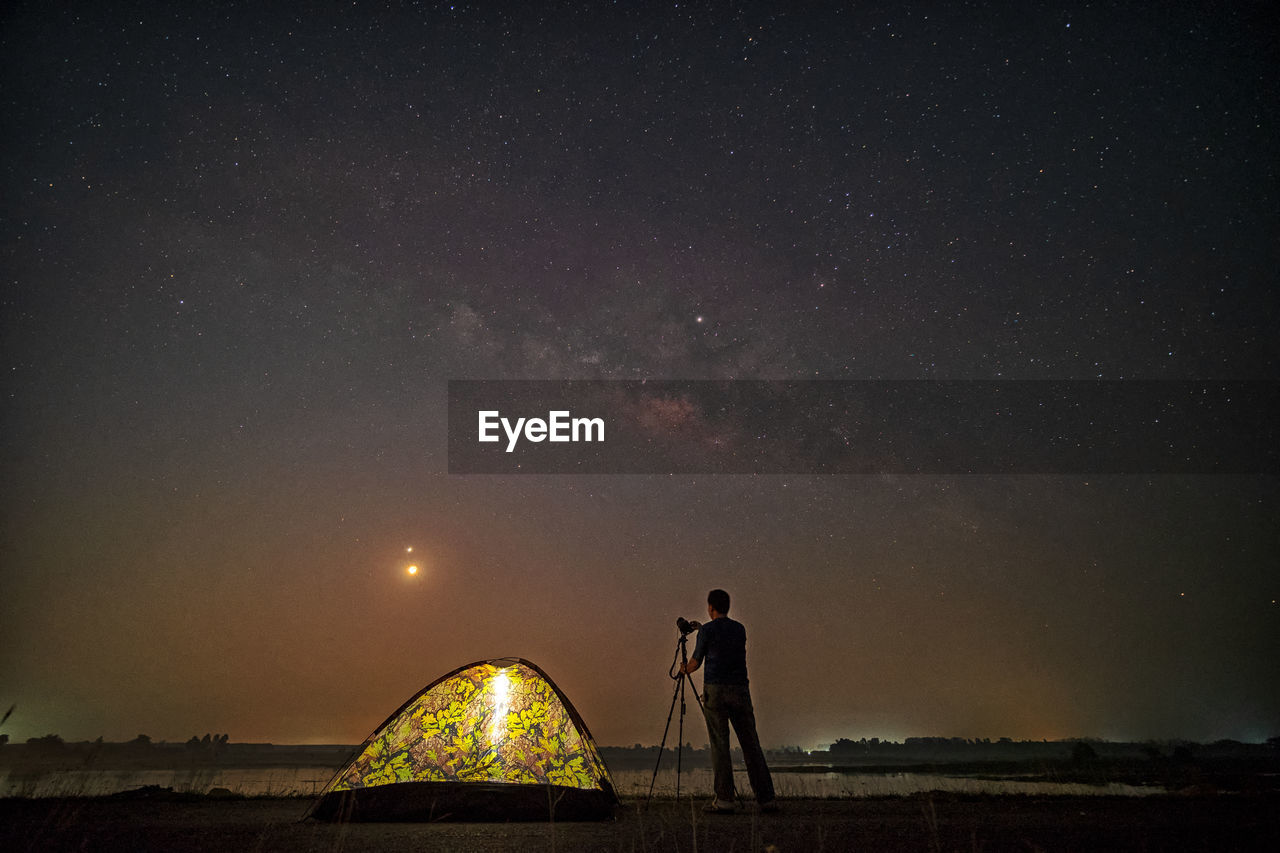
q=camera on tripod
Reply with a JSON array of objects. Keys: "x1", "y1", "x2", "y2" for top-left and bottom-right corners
[
  {"x1": 651, "y1": 614, "x2": 706, "y2": 801},
  {"x1": 675, "y1": 616, "x2": 702, "y2": 636}
]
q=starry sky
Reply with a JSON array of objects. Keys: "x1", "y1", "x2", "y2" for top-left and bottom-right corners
[{"x1": 2, "y1": 2, "x2": 1277, "y2": 749}]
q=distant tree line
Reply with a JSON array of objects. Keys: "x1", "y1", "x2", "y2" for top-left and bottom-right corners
[
  {"x1": 185, "y1": 733, "x2": 230, "y2": 755},
  {"x1": 5, "y1": 732, "x2": 233, "y2": 762},
  {"x1": 5, "y1": 732, "x2": 1278, "y2": 764},
  {"x1": 823, "y1": 736, "x2": 1280, "y2": 763}
]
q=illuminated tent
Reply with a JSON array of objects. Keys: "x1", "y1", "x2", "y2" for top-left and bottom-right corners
[{"x1": 309, "y1": 658, "x2": 618, "y2": 821}]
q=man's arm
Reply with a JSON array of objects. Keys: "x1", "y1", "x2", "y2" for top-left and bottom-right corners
[{"x1": 680, "y1": 620, "x2": 710, "y2": 675}]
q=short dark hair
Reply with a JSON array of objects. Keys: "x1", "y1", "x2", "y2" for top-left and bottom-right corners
[{"x1": 707, "y1": 588, "x2": 730, "y2": 614}]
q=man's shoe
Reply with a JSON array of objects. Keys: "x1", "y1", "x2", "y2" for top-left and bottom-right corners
[
  {"x1": 702, "y1": 799, "x2": 736, "y2": 814},
  {"x1": 756, "y1": 799, "x2": 780, "y2": 813}
]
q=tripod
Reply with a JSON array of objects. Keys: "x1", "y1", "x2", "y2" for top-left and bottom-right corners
[{"x1": 647, "y1": 629, "x2": 704, "y2": 801}]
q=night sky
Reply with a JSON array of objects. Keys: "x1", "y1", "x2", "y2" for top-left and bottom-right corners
[{"x1": 3, "y1": 2, "x2": 1277, "y2": 749}]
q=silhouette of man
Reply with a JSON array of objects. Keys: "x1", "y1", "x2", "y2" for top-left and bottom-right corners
[{"x1": 679, "y1": 588, "x2": 776, "y2": 812}]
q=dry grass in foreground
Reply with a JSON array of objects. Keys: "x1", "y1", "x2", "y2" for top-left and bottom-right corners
[{"x1": 1, "y1": 791, "x2": 1279, "y2": 852}]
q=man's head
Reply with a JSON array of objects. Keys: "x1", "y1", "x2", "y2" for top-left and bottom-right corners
[{"x1": 707, "y1": 588, "x2": 730, "y2": 618}]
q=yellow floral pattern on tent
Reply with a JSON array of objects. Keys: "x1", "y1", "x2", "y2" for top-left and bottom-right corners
[{"x1": 330, "y1": 662, "x2": 612, "y2": 792}]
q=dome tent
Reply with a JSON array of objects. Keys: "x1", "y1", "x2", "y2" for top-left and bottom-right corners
[{"x1": 309, "y1": 658, "x2": 618, "y2": 821}]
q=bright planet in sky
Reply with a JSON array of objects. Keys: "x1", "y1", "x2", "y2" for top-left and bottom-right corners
[{"x1": 406, "y1": 565, "x2": 419, "y2": 576}]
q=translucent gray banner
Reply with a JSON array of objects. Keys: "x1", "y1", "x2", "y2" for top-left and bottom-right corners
[{"x1": 447, "y1": 381, "x2": 1277, "y2": 475}]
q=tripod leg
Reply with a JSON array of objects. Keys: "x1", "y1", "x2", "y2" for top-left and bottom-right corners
[
  {"x1": 646, "y1": 673, "x2": 686, "y2": 800},
  {"x1": 686, "y1": 673, "x2": 704, "y2": 710},
  {"x1": 675, "y1": 674, "x2": 684, "y2": 800}
]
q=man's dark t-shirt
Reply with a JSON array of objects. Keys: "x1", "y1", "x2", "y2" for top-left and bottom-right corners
[{"x1": 693, "y1": 616, "x2": 749, "y2": 685}]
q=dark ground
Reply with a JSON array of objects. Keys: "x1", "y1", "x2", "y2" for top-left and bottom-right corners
[{"x1": 2, "y1": 793, "x2": 1279, "y2": 852}]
